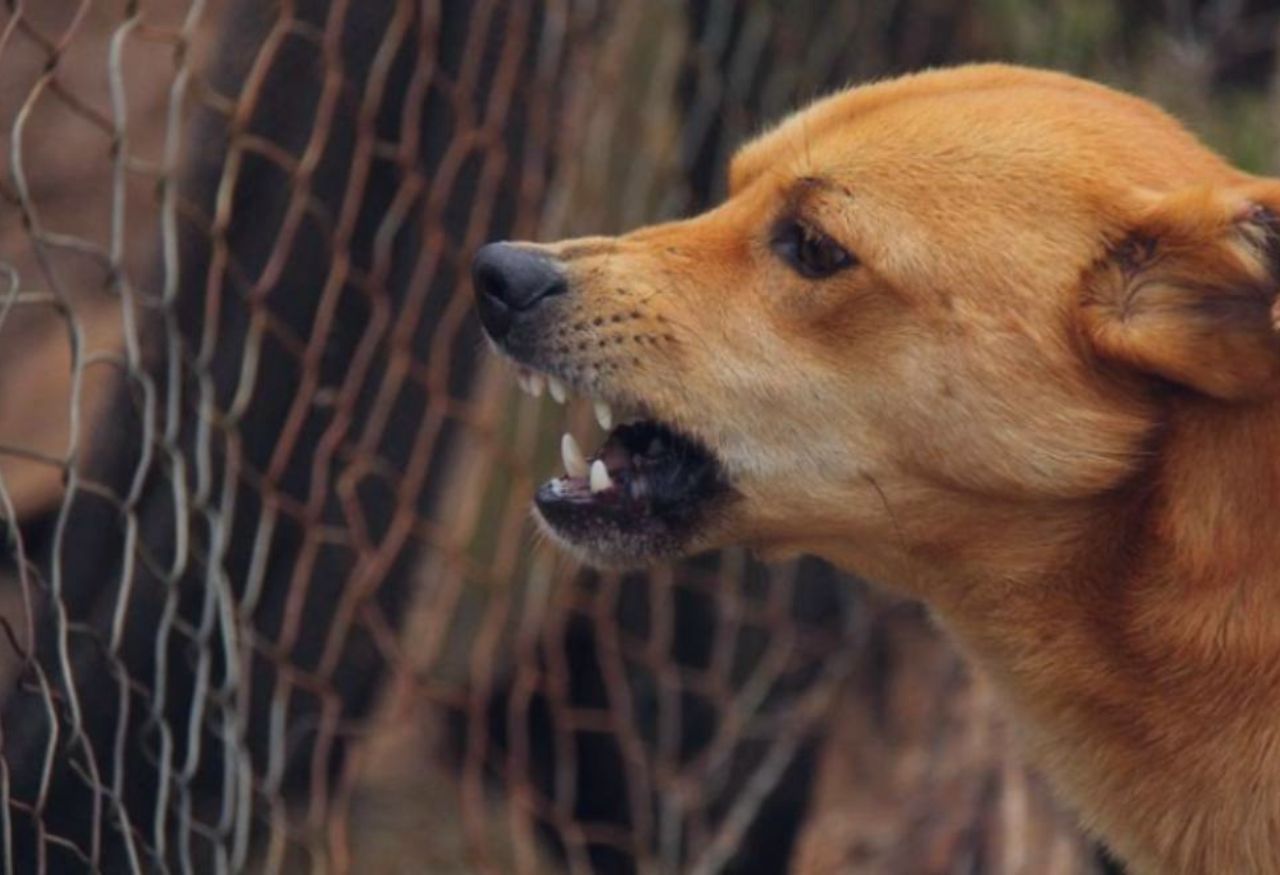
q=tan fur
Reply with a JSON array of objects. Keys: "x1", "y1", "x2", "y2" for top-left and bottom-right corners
[{"x1": 516, "y1": 65, "x2": 1280, "y2": 873}]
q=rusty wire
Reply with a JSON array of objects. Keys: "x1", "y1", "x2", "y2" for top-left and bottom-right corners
[{"x1": 0, "y1": 2, "x2": 871, "y2": 872}]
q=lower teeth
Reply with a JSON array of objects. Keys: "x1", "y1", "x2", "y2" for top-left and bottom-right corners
[{"x1": 590, "y1": 459, "x2": 613, "y2": 493}]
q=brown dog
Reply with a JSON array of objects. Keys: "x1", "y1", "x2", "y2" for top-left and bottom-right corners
[{"x1": 472, "y1": 64, "x2": 1280, "y2": 874}]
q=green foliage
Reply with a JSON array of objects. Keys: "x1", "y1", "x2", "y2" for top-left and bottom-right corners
[
  {"x1": 975, "y1": 0, "x2": 1278, "y2": 173},
  {"x1": 977, "y1": 0, "x2": 1124, "y2": 72}
]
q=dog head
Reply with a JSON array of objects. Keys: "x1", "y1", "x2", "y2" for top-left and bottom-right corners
[{"x1": 473, "y1": 64, "x2": 1280, "y2": 583}]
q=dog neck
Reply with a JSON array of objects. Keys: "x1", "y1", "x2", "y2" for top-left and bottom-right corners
[{"x1": 918, "y1": 395, "x2": 1280, "y2": 874}]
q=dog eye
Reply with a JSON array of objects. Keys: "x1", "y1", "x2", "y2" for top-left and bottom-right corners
[{"x1": 771, "y1": 221, "x2": 856, "y2": 279}]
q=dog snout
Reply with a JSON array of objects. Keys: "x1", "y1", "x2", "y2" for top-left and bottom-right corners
[{"x1": 472, "y1": 242, "x2": 568, "y2": 341}]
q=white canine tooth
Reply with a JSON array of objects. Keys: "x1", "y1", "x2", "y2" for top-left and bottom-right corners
[
  {"x1": 516, "y1": 373, "x2": 531, "y2": 394},
  {"x1": 561, "y1": 433, "x2": 589, "y2": 479},
  {"x1": 589, "y1": 459, "x2": 613, "y2": 494},
  {"x1": 528, "y1": 372, "x2": 546, "y2": 398},
  {"x1": 549, "y1": 377, "x2": 568, "y2": 404},
  {"x1": 594, "y1": 401, "x2": 613, "y2": 431}
]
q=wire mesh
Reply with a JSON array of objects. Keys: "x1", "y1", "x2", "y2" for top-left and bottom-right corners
[
  {"x1": 0, "y1": 2, "x2": 864, "y2": 870},
  {"x1": 0, "y1": 1, "x2": 1272, "y2": 873}
]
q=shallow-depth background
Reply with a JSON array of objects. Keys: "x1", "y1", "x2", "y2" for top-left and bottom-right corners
[{"x1": 0, "y1": 2, "x2": 1276, "y2": 873}]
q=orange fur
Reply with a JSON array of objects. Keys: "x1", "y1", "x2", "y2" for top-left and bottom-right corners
[{"x1": 512, "y1": 65, "x2": 1280, "y2": 873}]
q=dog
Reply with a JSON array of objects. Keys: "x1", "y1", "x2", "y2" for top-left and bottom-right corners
[{"x1": 472, "y1": 63, "x2": 1280, "y2": 874}]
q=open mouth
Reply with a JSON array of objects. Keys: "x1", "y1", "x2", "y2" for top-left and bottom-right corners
[{"x1": 512, "y1": 368, "x2": 730, "y2": 564}]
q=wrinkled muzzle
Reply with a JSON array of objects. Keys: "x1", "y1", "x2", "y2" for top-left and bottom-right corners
[{"x1": 472, "y1": 241, "x2": 734, "y2": 566}]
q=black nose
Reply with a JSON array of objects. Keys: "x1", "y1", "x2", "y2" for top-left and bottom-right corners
[{"x1": 472, "y1": 242, "x2": 568, "y2": 341}]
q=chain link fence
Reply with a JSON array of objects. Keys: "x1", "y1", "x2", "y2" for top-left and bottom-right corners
[{"x1": 0, "y1": 1, "x2": 1275, "y2": 873}]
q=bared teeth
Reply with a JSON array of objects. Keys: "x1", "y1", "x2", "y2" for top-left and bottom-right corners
[
  {"x1": 594, "y1": 401, "x2": 613, "y2": 431},
  {"x1": 589, "y1": 459, "x2": 613, "y2": 493},
  {"x1": 549, "y1": 377, "x2": 568, "y2": 404},
  {"x1": 561, "y1": 433, "x2": 589, "y2": 479},
  {"x1": 516, "y1": 370, "x2": 546, "y2": 398}
]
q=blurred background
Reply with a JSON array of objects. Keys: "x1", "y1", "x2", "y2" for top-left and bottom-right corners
[{"x1": 0, "y1": 1, "x2": 1276, "y2": 873}]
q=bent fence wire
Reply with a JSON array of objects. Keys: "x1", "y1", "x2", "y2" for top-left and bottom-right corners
[{"x1": 0, "y1": 1, "x2": 1120, "y2": 873}]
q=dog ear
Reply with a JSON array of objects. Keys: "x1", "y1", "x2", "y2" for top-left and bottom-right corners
[{"x1": 1082, "y1": 184, "x2": 1280, "y2": 400}]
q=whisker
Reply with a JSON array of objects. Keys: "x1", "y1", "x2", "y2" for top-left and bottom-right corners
[{"x1": 863, "y1": 472, "x2": 908, "y2": 556}]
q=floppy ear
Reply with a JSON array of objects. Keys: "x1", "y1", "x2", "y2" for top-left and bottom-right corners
[{"x1": 1082, "y1": 184, "x2": 1280, "y2": 400}]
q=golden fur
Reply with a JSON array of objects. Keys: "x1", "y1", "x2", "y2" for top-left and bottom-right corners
[{"x1": 509, "y1": 65, "x2": 1280, "y2": 873}]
